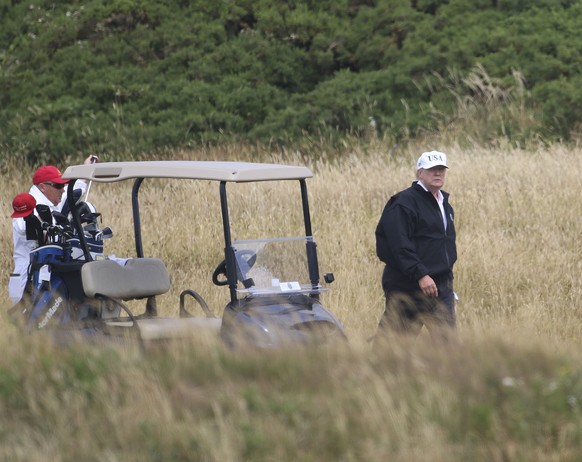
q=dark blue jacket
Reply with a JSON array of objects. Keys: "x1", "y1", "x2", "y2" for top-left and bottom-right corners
[{"x1": 375, "y1": 181, "x2": 457, "y2": 292}]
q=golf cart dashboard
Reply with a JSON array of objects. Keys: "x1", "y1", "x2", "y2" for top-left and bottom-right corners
[{"x1": 236, "y1": 282, "x2": 329, "y2": 297}]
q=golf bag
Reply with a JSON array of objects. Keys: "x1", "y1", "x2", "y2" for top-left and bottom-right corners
[
  {"x1": 14, "y1": 199, "x2": 117, "y2": 333},
  {"x1": 21, "y1": 245, "x2": 92, "y2": 331}
]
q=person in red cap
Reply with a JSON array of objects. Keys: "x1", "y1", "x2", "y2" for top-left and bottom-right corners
[
  {"x1": 9, "y1": 193, "x2": 38, "y2": 305},
  {"x1": 29, "y1": 155, "x2": 97, "y2": 212},
  {"x1": 8, "y1": 155, "x2": 98, "y2": 305}
]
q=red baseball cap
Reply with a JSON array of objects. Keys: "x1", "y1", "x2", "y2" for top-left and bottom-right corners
[
  {"x1": 32, "y1": 166, "x2": 69, "y2": 185},
  {"x1": 11, "y1": 193, "x2": 36, "y2": 218}
]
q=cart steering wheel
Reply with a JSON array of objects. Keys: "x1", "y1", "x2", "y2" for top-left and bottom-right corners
[
  {"x1": 212, "y1": 260, "x2": 228, "y2": 286},
  {"x1": 212, "y1": 249, "x2": 257, "y2": 286}
]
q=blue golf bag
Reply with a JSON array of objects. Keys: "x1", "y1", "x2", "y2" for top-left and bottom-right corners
[
  {"x1": 22, "y1": 244, "x2": 92, "y2": 331},
  {"x1": 14, "y1": 200, "x2": 114, "y2": 334}
]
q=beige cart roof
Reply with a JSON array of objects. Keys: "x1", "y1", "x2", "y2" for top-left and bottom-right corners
[{"x1": 62, "y1": 161, "x2": 313, "y2": 183}]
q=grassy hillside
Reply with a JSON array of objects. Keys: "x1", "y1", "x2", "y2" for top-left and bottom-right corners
[{"x1": 0, "y1": 142, "x2": 581, "y2": 460}]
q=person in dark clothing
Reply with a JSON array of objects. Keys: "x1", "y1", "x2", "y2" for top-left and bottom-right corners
[{"x1": 375, "y1": 151, "x2": 457, "y2": 341}]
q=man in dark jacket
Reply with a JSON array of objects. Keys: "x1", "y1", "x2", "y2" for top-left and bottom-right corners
[{"x1": 375, "y1": 151, "x2": 457, "y2": 340}]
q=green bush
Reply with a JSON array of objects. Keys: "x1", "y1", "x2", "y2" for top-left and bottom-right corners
[{"x1": 1, "y1": 0, "x2": 581, "y2": 164}]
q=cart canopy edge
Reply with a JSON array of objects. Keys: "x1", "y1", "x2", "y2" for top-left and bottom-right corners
[{"x1": 62, "y1": 161, "x2": 314, "y2": 183}]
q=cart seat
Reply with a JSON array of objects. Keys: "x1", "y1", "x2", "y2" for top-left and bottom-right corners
[{"x1": 81, "y1": 258, "x2": 170, "y2": 300}]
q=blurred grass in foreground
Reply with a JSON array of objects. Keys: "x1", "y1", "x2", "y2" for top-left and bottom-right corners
[
  {"x1": 1, "y1": 331, "x2": 582, "y2": 461},
  {"x1": 0, "y1": 141, "x2": 580, "y2": 460}
]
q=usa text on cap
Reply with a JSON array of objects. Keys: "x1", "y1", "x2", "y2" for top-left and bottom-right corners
[{"x1": 417, "y1": 151, "x2": 448, "y2": 170}]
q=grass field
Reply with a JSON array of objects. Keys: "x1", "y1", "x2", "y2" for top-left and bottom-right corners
[{"x1": 0, "y1": 141, "x2": 581, "y2": 461}]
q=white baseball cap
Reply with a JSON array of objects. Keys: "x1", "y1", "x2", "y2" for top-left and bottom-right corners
[{"x1": 417, "y1": 151, "x2": 448, "y2": 170}]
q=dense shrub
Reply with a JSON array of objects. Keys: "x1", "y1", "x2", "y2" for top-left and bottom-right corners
[{"x1": 1, "y1": 0, "x2": 581, "y2": 163}]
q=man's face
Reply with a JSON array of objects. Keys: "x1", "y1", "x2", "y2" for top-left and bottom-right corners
[
  {"x1": 418, "y1": 166, "x2": 447, "y2": 192},
  {"x1": 38, "y1": 182, "x2": 66, "y2": 205}
]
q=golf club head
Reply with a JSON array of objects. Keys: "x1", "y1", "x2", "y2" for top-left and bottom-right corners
[
  {"x1": 81, "y1": 212, "x2": 101, "y2": 224},
  {"x1": 101, "y1": 226, "x2": 113, "y2": 239},
  {"x1": 52, "y1": 211, "x2": 70, "y2": 227},
  {"x1": 83, "y1": 222, "x2": 98, "y2": 235},
  {"x1": 36, "y1": 204, "x2": 53, "y2": 224}
]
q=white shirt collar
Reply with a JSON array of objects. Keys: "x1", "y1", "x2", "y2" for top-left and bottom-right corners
[{"x1": 417, "y1": 180, "x2": 443, "y2": 201}]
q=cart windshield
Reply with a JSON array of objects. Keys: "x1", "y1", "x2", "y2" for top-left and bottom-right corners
[{"x1": 232, "y1": 237, "x2": 326, "y2": 296}]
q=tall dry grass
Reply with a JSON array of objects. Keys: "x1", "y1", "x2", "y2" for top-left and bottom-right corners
[{"x1": 0, "y1": 142, "x2": 581, "y2": 461}]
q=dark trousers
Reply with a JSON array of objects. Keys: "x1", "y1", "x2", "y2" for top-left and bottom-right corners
[{"x1": 377, "y1": 274, "x2": 456, "y2": 340}]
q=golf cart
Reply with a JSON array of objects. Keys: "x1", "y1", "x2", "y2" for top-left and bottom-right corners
[{"x1": 14, "y1": 161, "x2": 346, "y2": 348}]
